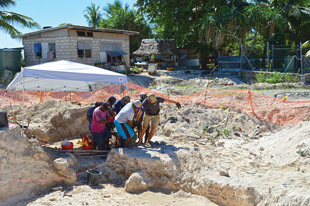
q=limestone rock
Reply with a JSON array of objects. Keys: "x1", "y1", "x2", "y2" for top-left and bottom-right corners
[
  {"x1": 0, "y1": 126, "x2": 59, "y2": 201},
  {"x1": 53, "y1": 156, "x2": 78, "y2": 183},
  {"x1": 125, "y1": 172, "x2": 148, "y2": 192},
  {"x1": 219, "y1": 169, "x2": 229, "y2": 177}
]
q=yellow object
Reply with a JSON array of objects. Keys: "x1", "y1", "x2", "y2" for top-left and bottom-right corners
[
  {"x1": 302, "y1": 40, "x2": 310, "y2": 49},
  {"x1": 282, "y1": 96, "x2": 287, "y2": 101},
  {"x1": 220, "y1": 105, "x2": 227, "y2": 109},
  {"x1": 306, "y1": 50, "x2": 310, "y2": 57}
]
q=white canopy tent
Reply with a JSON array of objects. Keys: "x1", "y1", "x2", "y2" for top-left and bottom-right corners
[{"x1": 2, "y1": 60, "x2": 128, "y2": 128}]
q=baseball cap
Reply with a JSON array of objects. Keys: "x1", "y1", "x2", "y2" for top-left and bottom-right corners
[
  {"x1": 108, "y1": 96, "x2": 116, "y2": 104},
  {"x1": 123, "y1": 94, "x2": 131, "y2": 103},
  {"x1": 95, "y1": 101, "x2": 103, "y2": 107},
  {"x1": 102, "y1": 102, "x2": 111, "y2": 110},
  {"x1": 148, "y1": 93, "x2": 157, "y2": 103},
  {"x1": 140, "y1": 92, "x2": 147, "y2": 100},
  {"x1": 133, "y1": 99, "x2": 142, "y2": 109}
]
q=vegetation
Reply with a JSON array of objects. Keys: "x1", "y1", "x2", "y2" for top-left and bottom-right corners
[
  {"x1": 0, "y1": 0, "x2": 40, "y2": 36},
  {"x1": 84, "y1": 3, "x2": 102, "y2": 28},
  {"x1": 83, "y1": 0, "x2": 152, "y2": 52},
  {"x1": 59, "y1": 23, "x2": 72, "y2": 26},
  {"x1": 256, "y1": 69, "x2": 300, "y2": 83}
]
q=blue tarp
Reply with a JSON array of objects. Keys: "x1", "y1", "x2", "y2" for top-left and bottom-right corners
[
  {"x1": 106, "y1": 50, "x2": 127, "y2": 57},
  {"x1": 34, "y1": 43, "x2": 41, "y2": 53}
]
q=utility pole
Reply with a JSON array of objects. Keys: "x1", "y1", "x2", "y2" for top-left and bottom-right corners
[
  {"x1": 267, "y1": 42, "x2": 269, "y2": 70},
  {"x1": 240, "y1": 44, "x2": 242, "y2": 70},
  {"x1": 300, "y1": 42, "x2": 303, "y2": 74},
  {"x1": 272, "y1": 44, "x2": 274, "y2": 70}
]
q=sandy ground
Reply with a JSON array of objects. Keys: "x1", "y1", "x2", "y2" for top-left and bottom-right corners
[
  {"x1": 14, "y1": 182, "x2": 217, "y2": 206},
  {"x1": 12, "y1": 134, "x2": 218, "y2": 206}
]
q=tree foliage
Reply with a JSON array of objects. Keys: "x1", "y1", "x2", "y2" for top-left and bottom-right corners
[
  {"x1": 84, "y1": 3, "x2": 102, "y2": 28},
  {"x1": 99, "y1": 0, "x2": 152, "y2": 52},
  {"x1": 0, "y1": 0, "x2": 40, "y2": 36}
]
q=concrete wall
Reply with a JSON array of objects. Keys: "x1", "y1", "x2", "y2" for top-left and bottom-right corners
[{"x1": 23, "y1": 28, "x2": 130, "y2": 69}]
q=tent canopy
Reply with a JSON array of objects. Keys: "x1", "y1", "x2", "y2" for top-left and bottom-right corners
[{"x1": 6, "y1": 60, "x2": 127, "y2": 92}]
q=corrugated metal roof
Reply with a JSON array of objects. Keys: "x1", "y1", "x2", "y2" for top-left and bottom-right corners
[{"x1": 13, "y1": 25, "x2": 139, "y2": 38}]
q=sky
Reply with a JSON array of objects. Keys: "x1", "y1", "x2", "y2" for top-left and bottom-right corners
[{"x1": 0, "y1": 0, "x2": 137, "y2": 49}]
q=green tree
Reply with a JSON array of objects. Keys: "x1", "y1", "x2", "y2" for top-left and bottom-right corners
[
  {"x1": 280, "y1": 0, "x2": 310, "y2": 42},
  {"x1": 136, "y1": 0, "x2": 227, "y2": 69},
  {"x1": 216, "y1": 2, "x2": 283, "y2": 57},
  {"x1": 100, "y1": 0, "x2": 152, "y2": 53},
  {"x1": 84, "y1": 3, "x2": 102, "y2": 28},
  {"x1": 0, "y1": 0, "x2": 40, "y2": 36},
  {"x1": 59, "y1": 23, "x2": 72, "y2": 26}
]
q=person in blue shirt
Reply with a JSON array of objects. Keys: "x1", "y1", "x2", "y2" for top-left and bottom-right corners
[
  {"x1": 112, "y1": 94, "x2": 130, "y2": 114},
  {"x1": 86, "y1": 101, "x2": 103, "y2": 132}
]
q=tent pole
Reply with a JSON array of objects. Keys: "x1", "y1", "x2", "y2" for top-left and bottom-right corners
[
  {"x1": 126, "y1": 83, "x2": 129, "y2": 94},
  {"x1": 91, "y1": 90, "x2": 94, "y2": 103},
  {"x1": 0, "y1": 91, "x2": 7, "y2": 108},
  {"x1": 22, "y1": 77, "x2": 25, "y2": 130}
]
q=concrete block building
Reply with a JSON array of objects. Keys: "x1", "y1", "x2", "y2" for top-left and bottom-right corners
[{"x1": 14, "y1": 25, "x2": 139, "y2": 68}]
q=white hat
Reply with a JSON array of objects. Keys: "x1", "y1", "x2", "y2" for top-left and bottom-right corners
[{"x1": 133, "y1": 99, "x2": 142, "y2": 109}]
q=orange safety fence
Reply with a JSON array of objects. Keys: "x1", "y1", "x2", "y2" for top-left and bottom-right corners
[{"x1": 0, "y1": 82, "x2": 310, "y2": 126}]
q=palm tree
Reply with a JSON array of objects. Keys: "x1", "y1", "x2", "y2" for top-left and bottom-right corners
[
  {"x1": 102, "y1": 0, "x2": 134, "y2": 30},
  {"x1": 0, "y1": 0, "x2": 40, "y2": 36},
  {"x1": 281, "y1": 1, "x2": 310, "y2": 42},
  {"x1": 84, "y1": 3, "x2": 102, "y2": 28}
]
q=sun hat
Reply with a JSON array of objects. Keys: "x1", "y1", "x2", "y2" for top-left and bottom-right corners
[
  {"x1": 102, "y1": 102, "x2": 111, "y2": 110},
  {"x1": 123, "y1": 94, "x2": 131, "y2": 103},
  {"x1": 108, "y1": 96, "x2": 116, "y2": 104},
  {"x1": 148, "y1": 93, "x2": 157, "y2": 103},
  {"x1": 133, "y1": 99, "x2": 142, "y2": 109}
]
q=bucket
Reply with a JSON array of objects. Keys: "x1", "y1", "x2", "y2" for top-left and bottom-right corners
[
  {"x1": 148, "y1": 63, "x2": 157, "y2": 75},
  {"x1": 61, "y1": 142, "x2": 73, "y2": 150},
  {"x1": 82, "y1": 144, "x2": 93, "y2": 150},
  {"x1": 87, "y1": 169, "x2": 102, "y2": 185}
]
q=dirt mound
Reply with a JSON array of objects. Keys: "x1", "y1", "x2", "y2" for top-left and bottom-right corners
[
  {"x1": 156, "y1": 103, "x2": 279, "y2": 141},
  {"x1": 0, "y1": 126, "x2": 60, "y2": 202},
  {"x1": 5, "y1": 100, "x2": 91, "y2": 142}
]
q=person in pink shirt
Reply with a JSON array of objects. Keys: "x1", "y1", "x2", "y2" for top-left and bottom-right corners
[{"x1": 91, "y1": 102, "x2": 112, "y2": 150}]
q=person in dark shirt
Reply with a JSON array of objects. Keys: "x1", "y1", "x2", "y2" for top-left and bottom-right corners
[
  {"x1": 86, "y1": 101, "x2": 103, "y2": 132},
  {"x1": 106, "y1": 96, "x2": 117, "y2": 133},
  {"x1": 112, "y1": 94, "x2": 130, "y2": 114},
  {"x1": 136, "y1": 93, "x2": 149, "y2": 143},
  {"x1": 137, "y1": 93, "x2": 181, "y2": 147}
]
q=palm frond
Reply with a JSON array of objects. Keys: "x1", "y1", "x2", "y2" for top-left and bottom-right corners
[{"x1": 0, "y1": 0, "x2": 15, "y2": 8}]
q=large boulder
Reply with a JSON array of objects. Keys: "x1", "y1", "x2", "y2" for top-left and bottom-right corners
[
  {"x1": 52, "y1": 153, "x2": 80, "y2": 183},
  {"x1": 6, "y1": 100, "x2": 91, "y2": 142},
  {"x1": 0, "y1": 126, "x2": 60, "y2": 202}
]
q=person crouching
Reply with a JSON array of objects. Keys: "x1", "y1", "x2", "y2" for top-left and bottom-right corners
[
  {"x1": 114, "y1": 100, "x2": 142, "y2": 148},
  {"x1": 90, "y1": 102, "x2": 112, "y2": 150}
]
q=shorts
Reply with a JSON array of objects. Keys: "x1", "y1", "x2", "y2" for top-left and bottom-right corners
[
  {"x1": 114, "y1": 120, "x2": 134, "y2": 140},
  {"x1": 142, "y1": 114, "x2": 160, "y2": 127},
  {"x1": 92, "y1": 127, "x2": 111, "y2": 147}
]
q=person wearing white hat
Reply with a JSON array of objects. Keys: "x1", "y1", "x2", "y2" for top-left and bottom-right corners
[{"x1": 114, "y1": 99, "x2": 142, "y2": 148}]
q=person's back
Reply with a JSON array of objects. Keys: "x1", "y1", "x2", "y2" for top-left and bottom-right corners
[
  {"x1": 112, "y1": 94, "x2": 130, "y2": 114},
  {"x1": 86, "y1": 102, "x2": 103, "y2": 132},
  {"x1": 115, "y1": 103, "x2": 135, "y2": 124},
  {"x1": 114, "y1": 100, "x2": 142, "y2": 148}
]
